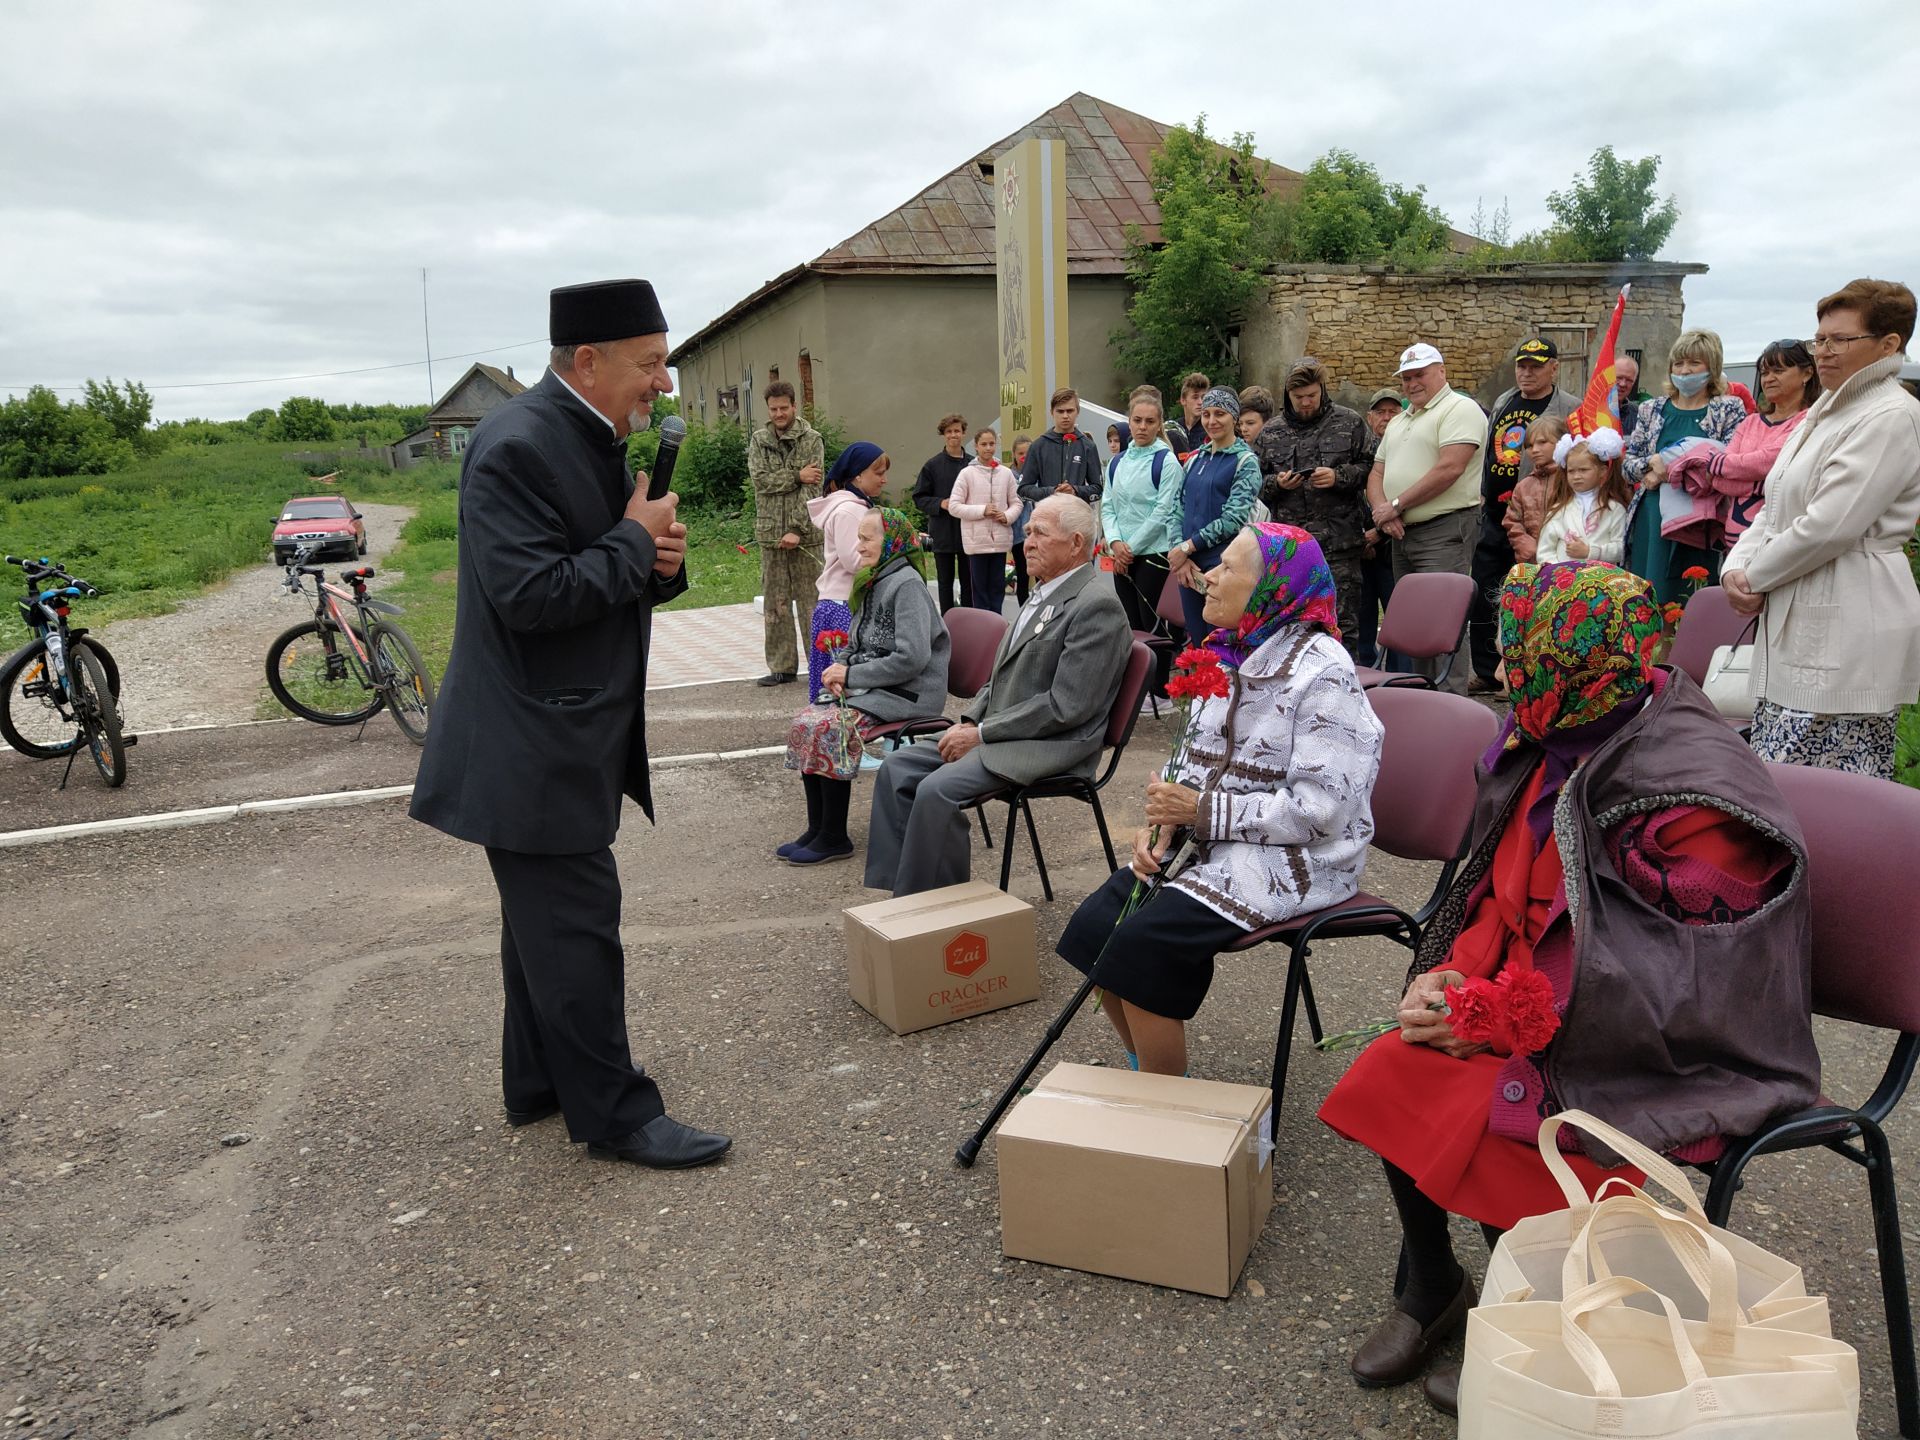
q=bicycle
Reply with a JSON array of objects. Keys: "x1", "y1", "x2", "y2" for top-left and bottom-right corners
[
  {"x1": 265, "y1": 546, "x2": 435, "y2": 745},
  {"x1": 0, "y1": 554, "x2": 130, "y2": 787}
]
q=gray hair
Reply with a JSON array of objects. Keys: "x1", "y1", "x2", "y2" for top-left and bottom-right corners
[
  {"x1": 549, "y1": 340, "x2": 623, "y2": 371},
  {"x1": 1037, "y1": 494, "x2": 1098, "y2": 552}
]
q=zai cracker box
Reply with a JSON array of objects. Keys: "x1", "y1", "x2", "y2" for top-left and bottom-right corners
[{"x1": 841, "y1": 881, "x2": 1038, "y2": 1035}]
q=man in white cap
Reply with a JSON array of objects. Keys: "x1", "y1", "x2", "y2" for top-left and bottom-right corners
[{"x1": 1364, "y1": 343, "x2": 1487, "y2": 694}]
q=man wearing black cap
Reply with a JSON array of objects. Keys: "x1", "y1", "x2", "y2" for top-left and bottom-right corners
[
  {"x1": 411, "y1": 278, "x2": 731, "y2": 1170},
  {"x1": 1467, "y1": 338, "x2": 1578, "y2": 693}
]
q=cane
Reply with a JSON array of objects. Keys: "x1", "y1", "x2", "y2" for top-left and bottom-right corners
[{"x1": 954, "y1": 827, "x2": 1192, "y2": 1168}]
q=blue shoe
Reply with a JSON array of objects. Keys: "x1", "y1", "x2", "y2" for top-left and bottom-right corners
[
  {"x1": 776, "y1": 832, "x2": 818, "y2": 860},
  {"x1": 786, "y1": 839, "x2": 855, "y2": 866},
  {"x1": 859, "y1": 750, "x2": 885, "y2": 771}
]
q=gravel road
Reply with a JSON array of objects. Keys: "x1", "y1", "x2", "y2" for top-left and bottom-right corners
[
  {"x1": 1, "y1": 682, "x2": 1915, "y2": 1437},
  {"x1": 89, "y1": 502, "x2": 417, "y2": 734}
]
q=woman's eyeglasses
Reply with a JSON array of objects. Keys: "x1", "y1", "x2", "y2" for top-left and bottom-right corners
[{"x1": 1808, "y1": 334, "x2": 1879, "y2": 354}]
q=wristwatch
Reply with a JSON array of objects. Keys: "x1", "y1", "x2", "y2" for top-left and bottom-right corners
[{"x1": 1389, "y1": 496, "x2": 1404, "y2": 514}]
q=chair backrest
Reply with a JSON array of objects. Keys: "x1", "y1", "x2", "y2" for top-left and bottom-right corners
[
  {"x1": 1365, "y1": 685, "x2": 1501, "y2": 862},
  {"x1": 1103, "y1": 640, "x2": 1155, "y2": 750},
  {"x1": 1667, "y1": 586, "x2": 1755, "y2": 686},
  {"x1": 1155, "y1": 572, "x2": 1190, "y2": 631},
  {"x1": 941, "y1": 607, "x2": 1010, "y2": 699},
  {"x1": 1376, "y1": 572, "x2": 1475, "y2": 661},
  {"x1": 1765, "y1": 762, "x2": 1920, "y2": 1034}
]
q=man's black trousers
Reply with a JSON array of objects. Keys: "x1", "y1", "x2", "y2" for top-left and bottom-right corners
[
  {"x1": 1468, "y1": 508, "x2": 1515, "y2": 683},
  {"x1": 485, "y1": 845, "x2": 665, "y2": 1144}
]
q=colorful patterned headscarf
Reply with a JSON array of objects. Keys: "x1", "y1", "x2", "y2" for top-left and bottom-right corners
[
  {"x1": 848, "y1": 506, "x2": 925, "y2": 613},
  {"x1": 1204, "y1": 522, "x2": 1341, "y2": 669},
  {"x1": 1498, "y1": 561, "x2": 1662, "y2": 744}
]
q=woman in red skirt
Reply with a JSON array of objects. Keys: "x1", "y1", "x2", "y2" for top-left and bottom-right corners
[{"x1": 1318, "y1": 560, "x2": 1820, "y2": 1415}]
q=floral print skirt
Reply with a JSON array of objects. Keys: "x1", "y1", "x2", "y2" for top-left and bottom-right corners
[{"x1": 1750, "y1": 697, "x2": 1898, "y2": 780}]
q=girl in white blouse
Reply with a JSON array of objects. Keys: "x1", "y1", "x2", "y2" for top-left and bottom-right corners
[{"x1": 1536, "y1": 428, "x2": 1632, "y2": 565}]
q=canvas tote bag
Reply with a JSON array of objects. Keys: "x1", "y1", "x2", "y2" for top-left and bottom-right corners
[
  {"x1": 1484, "y1": 1112, "x2": 1829, "y2": 1338},
  {"x1": 1460, "y1": 1266, "x2": 1858, "y2": 1439}
]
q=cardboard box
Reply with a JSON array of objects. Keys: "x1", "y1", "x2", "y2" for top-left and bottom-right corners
[
  {"x1": 842, "y1": 881, "x2": 1038, "y2": 1035},
  {"x1": 997, "y1": 1063, "x2": 1275, "y2": 1298}
]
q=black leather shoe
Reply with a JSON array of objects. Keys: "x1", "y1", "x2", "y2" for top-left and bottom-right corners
[
  {"x1": 1350, "y1": 1273, "x2": 1475, "y2": 1388},
  {"x1": 505, "y1": 1099, "x2": 560, "y2": 1127},
  {"x1": 1423, "y1": 1365, "x2": 1460, "y2": 1417},
  {"x1": 755, "y1": 671, "x2": 796, "y2": 687},
  {"x1": 587, "y1": 1114, "x2": 732, "y2": 1169}
]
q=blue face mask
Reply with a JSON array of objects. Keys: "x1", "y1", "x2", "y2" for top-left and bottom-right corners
[{"x1": 1670, "y1": 369, "x2": 1710, "y2": 397}]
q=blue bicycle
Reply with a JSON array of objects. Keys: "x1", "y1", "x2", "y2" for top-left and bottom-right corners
[{"x1": 0, "y1": 555, "x2": 128, "y2": 786}]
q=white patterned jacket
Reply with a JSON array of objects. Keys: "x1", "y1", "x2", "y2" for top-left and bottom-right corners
[{"x1": 1164, "y1": 626, "x2": 1384, "y2": 930}]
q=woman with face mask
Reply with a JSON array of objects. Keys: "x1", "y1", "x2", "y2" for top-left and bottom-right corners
[{"x1": 1619, "y1": 329, "x2": 1747, "y2": 603}]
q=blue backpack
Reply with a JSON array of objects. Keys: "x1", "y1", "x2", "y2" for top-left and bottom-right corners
[{"x1": 1107, "y1": 450, "x2": 1169, "y2": 488}]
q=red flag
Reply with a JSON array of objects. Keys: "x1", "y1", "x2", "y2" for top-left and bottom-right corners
[{"x1": 1571, "y1": 284, "x2": 1631, "y2": 434}]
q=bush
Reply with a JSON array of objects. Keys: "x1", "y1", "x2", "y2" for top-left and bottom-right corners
[
  {"x1": 402, "y1": 490, "x2": 459, "y2": 543},
  {"x1": 675, "y1": 418, "x2": 751, "y2": 511}
]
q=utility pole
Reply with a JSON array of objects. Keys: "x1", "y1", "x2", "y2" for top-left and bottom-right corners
[{"x1": 421, "y1": 267, "x2": 435, "y2": 404}]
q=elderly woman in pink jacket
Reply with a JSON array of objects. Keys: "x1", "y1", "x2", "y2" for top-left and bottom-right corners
[{"x1": 947, "y1": 427, "x2": 1024, "y2": 613}]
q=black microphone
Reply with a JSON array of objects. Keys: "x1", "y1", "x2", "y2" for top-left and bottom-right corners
[{"x1": 647, "y1": 415, "x2": 687, "y2": 500}]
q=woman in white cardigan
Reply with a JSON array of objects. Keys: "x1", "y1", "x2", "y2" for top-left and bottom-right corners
[
  {"x1": 1724, "y1": 278, "x2": 1920, "y2": 778},
  {"x1": 1054, "y1": 522, "x2": 1385, "y2": 1075}
]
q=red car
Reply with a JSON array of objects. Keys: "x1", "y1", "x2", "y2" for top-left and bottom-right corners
[{"x1": 273, "y1": 494, "x2": 366, "y2": 565}]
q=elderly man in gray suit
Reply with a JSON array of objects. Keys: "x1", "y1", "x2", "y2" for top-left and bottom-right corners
[{"x1": 866, "y1": 494, "x2": 1134, "y2": 896}]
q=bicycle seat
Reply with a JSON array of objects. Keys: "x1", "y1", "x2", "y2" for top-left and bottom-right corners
[
  {"x1": 297, "y1": 565, "x2": 327, "y2": 576},
  {"x1": 343, "y1": 567, "x2": 376, "y2": 580}
]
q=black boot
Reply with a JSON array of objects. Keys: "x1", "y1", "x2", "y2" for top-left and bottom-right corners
[
  {"x1": 790, "y1": 778, "x2": 854, "y2": 865},
  {"x1": 780, "y1": 774, "x2": 822, "y2": 859}
]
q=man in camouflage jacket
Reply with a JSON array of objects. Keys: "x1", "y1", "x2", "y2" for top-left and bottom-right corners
[
  {"x1": 1252, "y1": 358, "x2": 1375, "y2": 657},
  {"x1": 746, "y1": 383, "x2": 825, "y2": 682}
]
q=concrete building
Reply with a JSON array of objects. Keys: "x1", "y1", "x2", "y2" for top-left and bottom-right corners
[
  {"x1": 391, "y1": 362, "x2": 525, "y2": 468},
  {"x1": 667, "y1": 94, "x2": 1313, "y2": 483}
]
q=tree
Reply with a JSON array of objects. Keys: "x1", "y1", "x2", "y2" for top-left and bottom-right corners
[
  {"x1": 1538, "y1": 146, "x2": 1679, "y2": 261},
  {"x1": 275, "y1": 394, "x2": 336, "y2": 442},
  {"x1": 0, "y1": 386, "x2": 133, "y2": 478},
  {"x1": 82, "y1": 377, "x2": 161, "y2": 455},
  {"x1": 1275, "y1": 150, "x2": 1453, "y2": 267},
  {"x1": 1114, "y1": 114, "x2": 1281, "y2": 388}
]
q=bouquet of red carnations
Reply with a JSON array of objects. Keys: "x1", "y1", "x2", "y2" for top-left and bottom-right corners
[{"x1": 1316, "y1": 966, "x2": 1561, "y2": 1055}]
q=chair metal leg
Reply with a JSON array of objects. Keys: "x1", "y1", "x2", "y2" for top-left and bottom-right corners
[
  {"x1": 1020, "y1": 799, "x2": 1053, "y2": 903},
  {"x1": 997, "y1": 803, "x2": 1018, "y2": 892},
  {"x1": 977, "y1": 808, "x2": 993, "y2": 850},
  {"x1": 1268, "y1": 943, "x2": 1309, "y2": 1143},
  {"x1": 1299, "y1": 953, "x2": 1324, "y2": 1045},
  {"x1": 1861, "y1": 1118, "x2": 1920, "y2": 1438},
  {"x1": 1088, "y1": 790, "x2": 1117, "y2": 872}
]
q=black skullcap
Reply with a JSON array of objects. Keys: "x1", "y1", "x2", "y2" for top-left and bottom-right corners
[{"x1": 549, "y1": 279, "x2": 668, "y2": 345}]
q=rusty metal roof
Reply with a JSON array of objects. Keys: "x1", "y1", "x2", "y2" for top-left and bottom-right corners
[{"x1": 671, "y1": 93, "x2": 1307, "y2": 363}]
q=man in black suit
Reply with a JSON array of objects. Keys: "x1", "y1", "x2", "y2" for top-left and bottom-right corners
[{"x1": 411, "y1": 278, "x2": 729, "y2": 1169}]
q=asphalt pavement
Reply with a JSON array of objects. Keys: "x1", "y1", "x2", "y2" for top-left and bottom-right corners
[{"x1": 2, "y1": 680, "x2": 1914, "y2": 1437}]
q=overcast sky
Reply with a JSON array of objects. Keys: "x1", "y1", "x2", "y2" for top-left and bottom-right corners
[{"x1": 4, "y1": 1, "x2": 1915, "y2": 422}]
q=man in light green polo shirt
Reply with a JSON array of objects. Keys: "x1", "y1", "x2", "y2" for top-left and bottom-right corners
[{"x1": 1365, "y1": 342, "x2": 1487, "y2": 694}]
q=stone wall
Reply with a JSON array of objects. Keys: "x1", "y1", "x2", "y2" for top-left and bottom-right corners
[{"x1": 1238, "y1": 261, "x2": 1707, "y2": 412}]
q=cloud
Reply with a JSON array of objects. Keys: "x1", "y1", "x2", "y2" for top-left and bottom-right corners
[{"x1": 2, "y1": 0, "x2": 1914, "y2": 420}]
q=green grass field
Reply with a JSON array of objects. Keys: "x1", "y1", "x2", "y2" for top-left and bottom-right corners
[{"x1": 0, "y1": 444, "x2": 460, "y2": 626}]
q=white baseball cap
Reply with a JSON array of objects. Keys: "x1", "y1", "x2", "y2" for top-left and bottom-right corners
[{"x1": 1396, "y1": 342, "x2": 1444, "y2": 373}]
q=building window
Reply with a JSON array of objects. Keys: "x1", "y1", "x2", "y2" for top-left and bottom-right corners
[
  {"x1": 768, "y1": 365, "x2": 779, "y2": 385},
  {"x1": 717, "y1": 386, "x2": 740, "y2": 421},
  {"x1": 409, "y1": 442, "x2": 430, "y2": 459},
  {"x1": 799, "y1": 351, "x2": 814, "y2": 412}
]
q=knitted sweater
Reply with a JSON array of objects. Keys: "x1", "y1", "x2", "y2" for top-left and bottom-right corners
[
  {"x1": 1165, "y1": 626, "x2": 1383, "y2": 930},
  {"x1": 1725, "y1": 354, "x2": 1920, "y2": 715}
]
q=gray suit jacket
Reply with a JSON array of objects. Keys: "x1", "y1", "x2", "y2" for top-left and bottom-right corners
[{"x1": 962, "y1": 564, "x2": 1133, "y2": 785}]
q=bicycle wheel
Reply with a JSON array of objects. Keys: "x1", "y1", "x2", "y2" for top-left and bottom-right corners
[
  {"x1": 370, "y1": 622, "x2": 434, "y2": 745},
  {"x1": 0, "y1": 637, "x2": 83, "y2": 759},
  {"x1": 71, "y1": 643, "x2": 126, "y2": 786},
  {"x1": 265, "y1": 619, "x2": 382, "y2": 724}
]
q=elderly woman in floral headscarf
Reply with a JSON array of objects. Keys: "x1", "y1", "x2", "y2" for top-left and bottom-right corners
[
  {"x1": 781, "y1": 507, "x2": 949, "y2": 866},
  {"x1": 1318, "y1": 561, "x2": 1817, "y2": 1417},
  {"x1": 1055, "y1": 522, "x2": 1385, "y2": 1077}
]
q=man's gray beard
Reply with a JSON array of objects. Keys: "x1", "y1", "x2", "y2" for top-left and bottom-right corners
[{"x1": 627, "y1": 408, "x2": 651, "y2": 434}]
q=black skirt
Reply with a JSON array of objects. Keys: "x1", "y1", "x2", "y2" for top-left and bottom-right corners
[{"x1": 1055, "y1": 867, "x2": 1250, "y2": 1021}]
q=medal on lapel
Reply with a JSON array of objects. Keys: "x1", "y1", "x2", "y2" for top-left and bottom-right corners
[{"x1": 1033, "y1": 603, "x2": 1055, "y2": 636}]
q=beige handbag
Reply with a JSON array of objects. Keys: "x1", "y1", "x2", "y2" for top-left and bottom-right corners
[
  {"x1": 1702, "y1": 617, "x2": 1759, "y2": 721},
  {"x1": 1460, "y1": 1266, "x2": 1859, "y2": 1438},
  {"x1": 1484, "y1": 1112, "x2": 1830, "y2": 1338}
]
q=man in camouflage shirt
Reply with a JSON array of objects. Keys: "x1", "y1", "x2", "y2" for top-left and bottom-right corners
[
  {"x1": 747, "y1": 381, "x2": 825, "y2": 684},
  {"x1": 1251, "y1": 357, "x2": 1375, "y2": 657}
]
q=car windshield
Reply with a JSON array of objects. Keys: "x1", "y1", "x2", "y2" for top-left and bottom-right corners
[{"x1": 282, "y1": 500, "x2": 348, "y2": 520}]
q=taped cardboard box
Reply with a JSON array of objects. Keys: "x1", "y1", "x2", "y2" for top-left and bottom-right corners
[
  {"x1": 997, "y1": 1062, "x2": 1274, "y2": 1297},
  {"x1": 842, "y1": 881, "x2": 1037, "y2": 1035}
]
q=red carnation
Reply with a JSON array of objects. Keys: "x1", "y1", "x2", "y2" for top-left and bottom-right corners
[
  {"x1": 1443, "y1": 977, "x2": 1503, "y2": 1046},
  {"x1": 1496, "y1": 968, "x2": 1562, "y2": 1055},
  {"x1": 1497, "y1": 490, "x2": 1514, "y2": 503},
  {"x1": 1682, "y1": 565, "x2": 1710, "y2": 582},
  {"x1": 814, "y1": 629, "x2": 850, "y2": 654},
  {"x1": 1063, "y1": 431, "x2": 1079, "y2": 443}
]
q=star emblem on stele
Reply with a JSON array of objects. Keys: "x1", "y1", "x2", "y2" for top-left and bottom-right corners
[{"x1": 1001, "y1": 165, "x2": 1020, "y2": 215}]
